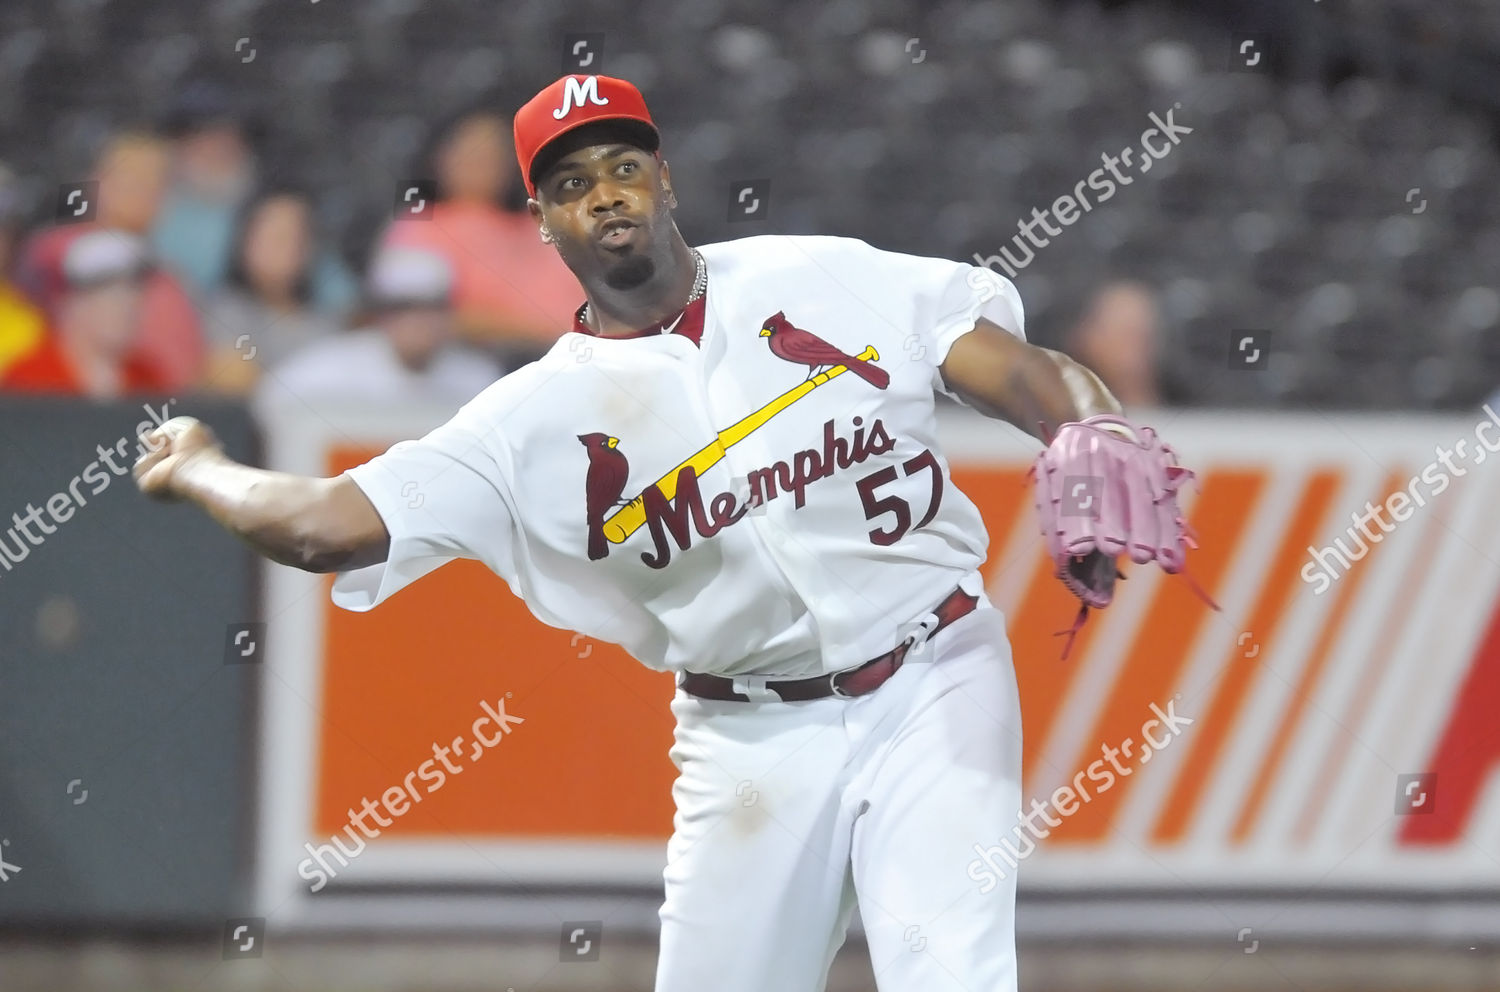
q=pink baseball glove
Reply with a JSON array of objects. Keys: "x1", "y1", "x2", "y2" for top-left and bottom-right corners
[{"x1": 1031, "y1": 415, "x2": 1206, "y2": 652}]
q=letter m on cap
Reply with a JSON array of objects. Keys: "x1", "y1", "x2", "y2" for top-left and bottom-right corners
[{"x1": 555, "y1": 75, "x2": 610, "y2": 119}]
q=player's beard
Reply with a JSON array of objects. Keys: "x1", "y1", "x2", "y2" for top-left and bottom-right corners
[{"x1": 602, "y1": 253, "x2": 655, "y2": 291}]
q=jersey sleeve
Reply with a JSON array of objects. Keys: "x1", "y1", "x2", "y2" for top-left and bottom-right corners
[
  {"x1": 854, "y1": 241, "x2": 1026, "y2": 404},
  {"x1": 330, "y1": 409, "x2": 519, "y2": 612}
]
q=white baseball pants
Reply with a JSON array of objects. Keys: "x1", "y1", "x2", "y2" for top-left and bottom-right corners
[{"x1": 654, "y1": 602, "x2": 1023, "y2": 992}]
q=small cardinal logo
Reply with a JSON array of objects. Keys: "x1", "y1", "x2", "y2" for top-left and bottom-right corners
[
  {"x1": 759, "y1": 311, "x2": 889, "y2": 389},
  {"x1": 578, "y1": 432, "x2": 630, "y2": 560}
]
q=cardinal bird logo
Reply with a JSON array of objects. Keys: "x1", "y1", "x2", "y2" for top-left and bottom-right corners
[
  {"x1": 759, "y1": 311, "x2": 890, "y2": 389},
  {"x1": 578, "y1": 432, "x2": 630, "y2": 560}
]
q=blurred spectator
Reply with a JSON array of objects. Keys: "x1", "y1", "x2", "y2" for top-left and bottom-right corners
[
  {"x1": 152, "y1": 78, "x2": 357, "y2": 312},
  {"x1": 150, "y1": 80, "x2": 257, "y2": 297},
  {"x1": 1, "y1": 230, "x2": 168, "y2": 397},
  {"x1": 1064, "y1": 280, "x2": 1171, "y2": 410},
  {"x1": 16, "y1": 130, "x2": 205, "y2": 389},
  {"x1": 380, "y1": 105, "x2": 580, "y2": 357},
  {"x1": 0, "y1": 163, "x2": 46, "y2": 377},
  {"x1": 199, "y1": 186, "x2": 343, "y2": 395},
  {"x1": 255, "y1": 247, "x2": 501, "y2": 414}
]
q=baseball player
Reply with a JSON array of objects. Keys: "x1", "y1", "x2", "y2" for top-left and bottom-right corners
[{"x1": 134, "y1": 75, "x2": 1195, "y2": 992}]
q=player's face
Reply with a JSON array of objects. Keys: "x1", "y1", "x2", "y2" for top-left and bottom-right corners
[{"x1": 530, "y1": 144, "x2": 674, "y2": 292}]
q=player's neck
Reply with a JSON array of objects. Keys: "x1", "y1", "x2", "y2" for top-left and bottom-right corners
[{"x1": 582, "y1": 235, "x2": 698, "y2": 338}]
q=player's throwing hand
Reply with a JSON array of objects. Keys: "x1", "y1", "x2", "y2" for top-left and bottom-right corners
[{"x1": 133, "y1": 416, "x2": 221, "y2": 500}]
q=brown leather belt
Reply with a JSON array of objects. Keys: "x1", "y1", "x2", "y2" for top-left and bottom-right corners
[{"x1": 679, "y1": 586, "x2": 980, "y2": 702}]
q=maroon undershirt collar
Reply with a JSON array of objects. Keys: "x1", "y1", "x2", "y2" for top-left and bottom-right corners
[{"x1": 570, "y1": 293, "x2": 707, "y2": 347}]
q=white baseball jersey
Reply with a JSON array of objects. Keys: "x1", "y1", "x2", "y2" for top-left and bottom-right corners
[{"x1": 333, "y1": 235, "x2": 1025, "y2": 678}]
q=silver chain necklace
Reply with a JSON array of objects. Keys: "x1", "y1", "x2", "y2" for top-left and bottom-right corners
[{"x1": 580, "y1": 248, "x2": 706, "y2": 330}]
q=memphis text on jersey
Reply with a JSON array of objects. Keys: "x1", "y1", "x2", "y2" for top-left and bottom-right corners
[
  {"x1": 583, "y1": 416, "x2": 899, "y2": 569},
  {"x1": 577, "y1": 309, "x2": 947, "y2": 569}
]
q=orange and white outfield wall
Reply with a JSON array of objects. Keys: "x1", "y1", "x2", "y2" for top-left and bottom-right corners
[{"x1": 251, "y1": 403, "x2": 1500, "y2": 920}]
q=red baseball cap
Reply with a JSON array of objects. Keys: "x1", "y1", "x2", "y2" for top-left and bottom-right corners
[{"x1": 513, "y1": 74, "x2": 660, "y2": 197}]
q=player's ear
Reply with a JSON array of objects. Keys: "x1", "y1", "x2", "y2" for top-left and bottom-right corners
[
  {"x1": 658, "y1": 161, "x2": 676, "y2": 210},
  {"x1": 527, "y1": 199, "x2": 553, "y2": 244}
]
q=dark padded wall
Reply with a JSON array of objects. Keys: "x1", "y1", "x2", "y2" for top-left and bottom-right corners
[{"x1": 0, "y1": 397, "x2": 259, "y2": 927}]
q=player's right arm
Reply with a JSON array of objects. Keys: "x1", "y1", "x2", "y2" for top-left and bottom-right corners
[{"x1": 133, "y1": 417, "x2": 389, "y2": 573}]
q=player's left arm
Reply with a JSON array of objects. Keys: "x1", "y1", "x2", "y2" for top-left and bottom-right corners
[
  {"x1": 942, "y1": 316, "x2": 1201, "y2": 628},
  {"x1": 938, "y1": 317, "x2": 1122, "y2": 441}
]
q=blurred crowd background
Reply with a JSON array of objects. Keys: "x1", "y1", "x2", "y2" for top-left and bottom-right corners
[{"x1": 0, "y1": 0, "x2": 1494, "y2": 417}]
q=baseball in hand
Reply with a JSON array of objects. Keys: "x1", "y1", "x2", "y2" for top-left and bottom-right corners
[{"x1": 133, "y1": 416, "x2": 220, "y2": 500}]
